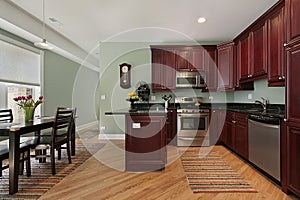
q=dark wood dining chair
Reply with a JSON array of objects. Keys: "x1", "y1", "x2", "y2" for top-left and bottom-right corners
[
  {"x1": 36, "y1": 107, "x2": 74, "y2": 175},
  {"x1": 0, "y1": 109, "x2": 13, "y2": 141},
  {"x1": 0, "y1": 109, "x2": 32, "y2": 177}
]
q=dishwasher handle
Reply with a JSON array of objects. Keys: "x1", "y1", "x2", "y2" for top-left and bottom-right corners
[{"x1": 248, "y1": 119, "x2": 280, "y2": 129}]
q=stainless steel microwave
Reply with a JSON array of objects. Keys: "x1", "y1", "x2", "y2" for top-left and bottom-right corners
[{"x1": 176, "y1": 72, "x2": 206, "y2": 88}]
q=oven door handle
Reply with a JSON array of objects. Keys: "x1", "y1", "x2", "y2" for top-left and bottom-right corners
[
  {"x1": 179, "y1": 137, "x2": 196, "y2": 141},
  {"x1": 177, "y1": 114, "x2": 208, "y2": 117}
]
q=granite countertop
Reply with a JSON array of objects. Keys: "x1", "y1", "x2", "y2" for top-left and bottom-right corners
[
  {"x1": 105, "y1": 102, "x2": 285, "y2": 118},
  {"x1": 105, "y1": 108, "x2": 167, "y2": 116},
  {"x1": 201, "y1": 103, "x2": 285, "y2": 118}
]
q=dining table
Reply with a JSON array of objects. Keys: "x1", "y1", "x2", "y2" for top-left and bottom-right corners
[{"x1": 0, "y1": 116, "x2": 76, "y2": 195}]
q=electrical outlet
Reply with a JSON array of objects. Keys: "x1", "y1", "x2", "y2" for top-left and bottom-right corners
[
  {"x1": 151, "y1": 95, "x2": 156, "y2": 101},
  {"x1": 209, "y1": 96, "x2": 213, "y2": 100},
  {"x1": 100, "y1": 126, "x2": 105, "y2": 130},
  {"x1": 247, "y1": 93, "x2": 253, "y2": 100},
  {"x1": 101, "y1": 95, "x2": 106, "y2": 100}
]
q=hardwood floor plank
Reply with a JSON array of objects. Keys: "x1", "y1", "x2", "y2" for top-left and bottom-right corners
[{"x1": 38, "y1": 129, "x2": 294, "y2": 200}]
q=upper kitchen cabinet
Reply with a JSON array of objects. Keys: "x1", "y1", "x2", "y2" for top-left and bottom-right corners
[
  {"x1": 175, "y1": 46, "x2": 205, "y2": 72},
  {"x1": 151, "y1": 47, "x2": 176, "y2": 92},
  {"x1": 250, "y1": 22, "x2": 268, "y2": 79},
  {"x1": 203, "y1": 45, "x2": 218, "y2": 91},
  {"x1": 286, "y1": 0, "x2": 300, "y2": 43},
  {"x1": 217, "y1": 42, "x2": 235, "y2": 91},
  {"x1": 237, "y1": 22, "x2": 268, "y2": 84},
  {"x1": 268, "y1": 2, "x2": 286, "y2": 86},
  {"x1": 237, "y1": 35, "x2": 251, "y2": 82}
]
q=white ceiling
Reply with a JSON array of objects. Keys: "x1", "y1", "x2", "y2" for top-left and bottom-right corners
[{"x1": 9, "y1": 0, "x2": 278, "y2": 53}]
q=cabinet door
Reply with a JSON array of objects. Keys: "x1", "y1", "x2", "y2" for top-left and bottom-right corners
[
  {"x1": 166, "y1": 109, "x2": 177, "y2": 145},
  {"x1": 286, "y1": 124, "x2": 300, "y2": 196},
  {"x1": 163, "y1": 49, "x2": 176, "y2": 91},
  {"x1": 286, "y1": 0, "x2": 300, "y2": 42},
  {"x1": 268, "y1": 7, "x2": 286, "y2": 86},
  {"x1": 190, "y1": 47, "x2": 205, "y2": 71},
  {"x1": 238, "y1": 36, "x2": 251, "y2": 81},
  {"x1": 286, "y1": 43, "x2": 300, "y2": 125},
  {"x1": 175, "y1": 49, "x2": 191, "y2": 71},
  {"x1": 217, "y1": 42, "x2": 234, "y2": 91},
  {"x1": 125, "y1": 115, "x2": 167, "y2": 171},
  {"x1": 204, "y1": 48, "x2": 218, "y2": 90},
  {"x1": 234, "y1": 113, "x2": 249, "y2": 159},
  {"x1": 151, "y1": 48, "x2": 176, "y2": 92},
  {"x1": 151, "y1": 49, "x2": 164, "y2": 92},
  {"x1": 251, "y1": 22, "x2": 268, "y2": 78},
  {"x1": 224, "y1": 112, "x2": 235, "y2": 148}
]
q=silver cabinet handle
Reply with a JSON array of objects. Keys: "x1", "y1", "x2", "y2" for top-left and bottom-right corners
[
  {"x1": 282, "y1": 76, "x2": 285, "y2": 80},
  {"x1": 284, "y1": 118, "x2": 287, "y2": 122},
  {"x1": 279, "y1": 77, "x2": 282, "y2": 80},
  {"x1": 232, "y1": 120, "x2": 236, "y2": 124},
  {"x1": 284, "y1": 43, "x2": 287, "y2": 47},
  {"x1": 249, "y1": 74, "x2": 252, "y2": 77}
]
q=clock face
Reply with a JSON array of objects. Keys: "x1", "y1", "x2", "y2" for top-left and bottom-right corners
[{"x1": 122, "y1": 66, "x2": 128, "y2": 73}]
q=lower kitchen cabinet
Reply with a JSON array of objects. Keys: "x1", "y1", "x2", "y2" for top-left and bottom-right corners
[
  {"x1": 233, "y1": 112, "x2": 249, "y2": 159},
  {"x1": 166, "y1": 109, "x2": 177, "y2": 145},
  {"x1": 125, "y1": 114, "x2": 167, "y2": 171},
  {"x1": 286, "y1": 124, "x2": 300, "y2": 196},
  {"x1": 209, "y1": 110, "x2": 226, "y2": 145},
  {"x1": 223, "y1": 111, "x2": 249, "y2": 159}
]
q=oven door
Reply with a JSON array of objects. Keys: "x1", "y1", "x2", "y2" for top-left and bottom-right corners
[
  {"x1": 177, "y1": 113, "x2": 209, "y2": 146},
  {"x1": 177, "y1": 113, "x2": 208, "y2": 137}
]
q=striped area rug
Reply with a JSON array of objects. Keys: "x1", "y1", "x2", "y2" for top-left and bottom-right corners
[
  {"x1": 180, "y1": 149, "x2": 257, "y2": 193},
  {"x1": 0, "y1": 143, "x2": 93, "y2": 199}
]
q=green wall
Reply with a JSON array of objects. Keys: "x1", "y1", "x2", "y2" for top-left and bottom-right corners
[
  {"x1": 100, "y1": 42, "x2": 285, "y2": 134},
  {"x1": 43, "y1": 51, "x2": 79, "y2": 116}
]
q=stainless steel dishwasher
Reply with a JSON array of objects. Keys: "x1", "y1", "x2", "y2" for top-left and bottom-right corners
[{"x1": 248, "y1": 114, "x2": 280, "y2": 181}]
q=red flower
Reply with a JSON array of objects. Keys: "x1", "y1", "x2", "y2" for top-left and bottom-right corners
[{"x1": 39, "y1": 96, "x2": 43, "y2": 100}]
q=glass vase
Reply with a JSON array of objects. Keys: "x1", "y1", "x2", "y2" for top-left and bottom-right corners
[{"x1": 23, "y1": 106, "x2": 35, "y2": 121}]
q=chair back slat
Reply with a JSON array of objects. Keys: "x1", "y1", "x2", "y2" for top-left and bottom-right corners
[
  {"x1": 51, "y1": 108, "x2": 74, "y2": 141},
  {"x1": 0, "y1": 109, "x2": 13, "y2": 123}
]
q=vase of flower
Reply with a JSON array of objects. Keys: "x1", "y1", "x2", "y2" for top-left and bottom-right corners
[
  {"x1": 23, "y1": 106, "x2": 35, "y2": 121},
  {"x1": 13, "y1": 95, "x2": 44, "y2": 122}
]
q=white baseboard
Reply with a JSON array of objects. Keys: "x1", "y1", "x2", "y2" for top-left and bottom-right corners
[
  {"x1": 98, "y1": 133, "x2": 125, "y2": 140},
  {"x1": 77, "y1": 120, "x2": 99, "y2": 132}
]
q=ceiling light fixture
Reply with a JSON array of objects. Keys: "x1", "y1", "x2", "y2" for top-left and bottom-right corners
[
  {"x1": 197, "y1": 17, "x2": 206, "y2": 24},
  {"x1": 34, "y1": 0, "x2": 53, "y2": 50}
]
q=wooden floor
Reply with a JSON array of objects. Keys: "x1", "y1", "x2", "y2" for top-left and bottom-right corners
[{"x1": 39, "y1": 128, "x2": 296, "y2": 200}]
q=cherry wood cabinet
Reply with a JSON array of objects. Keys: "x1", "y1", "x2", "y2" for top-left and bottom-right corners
[
  {"x1": 285, "y1": 0, "x2": 300, "y2": 194},
  {"x1": 204, "y1": 46, "x2": 218, "y2": 91},
  {"x1": 222, "y1": 111, "x2": 248, "y2": 159},
  {"x1": 209, "y1": 110, "x2": 226, "y2": 145},
  {"x1": 233, "y1": 112, "x2": 249, "y2": 159},
  {"x1": 151, "y1": 47, "x2": 176, "y2": 92},
  {"x1": 217, "y1": 42, "x2": 235, "y2": 91},
  {"x1": 125, "y1": 114, "x2": 167, "y2": 171},
  {"x1": 286, "y1": 0, "x2": 300, "y2": 43},
  {"x1": 175, "y1": 46, "x2": 205, "y2": 72},
  {"x1": 237, "y1": 22, "x2": 268, "y2": 84},
  {"x1": 166, "y1": 109, "x2": 177, "y2": 145},
  {"x1": 250, "y1": 22, "x2": 268, "y2": 79},
  {"x1": 237, "y1": 35, "x2": 251, "y2": 82},
  {"x1": 268, "y1": 5, "x2": 286, "y2": 86}
]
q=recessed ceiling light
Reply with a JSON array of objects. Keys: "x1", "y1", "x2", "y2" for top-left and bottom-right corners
[{"x1": 197, "y1": 17, "x2": 206, "y2": 23}]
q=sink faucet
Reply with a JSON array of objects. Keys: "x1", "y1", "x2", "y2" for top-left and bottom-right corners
[{"x1": 254, "y1": 97, "x2": 268, "y2": 110}]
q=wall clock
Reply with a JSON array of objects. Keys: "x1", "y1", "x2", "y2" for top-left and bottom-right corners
[{"x1": 119, "y1": 63, "x2": 131, "y2": 89}]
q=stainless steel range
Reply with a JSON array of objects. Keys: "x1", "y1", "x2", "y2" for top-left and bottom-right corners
[{"x1": 175, "y1": 97, "x2": 210, "y2": 147}]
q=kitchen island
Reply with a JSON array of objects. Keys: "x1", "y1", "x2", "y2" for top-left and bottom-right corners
[{"x1": 105, "y1": 109, "x2": 168, "y2": 172}]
